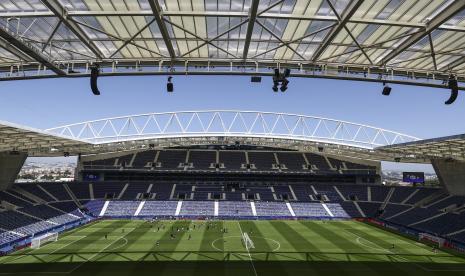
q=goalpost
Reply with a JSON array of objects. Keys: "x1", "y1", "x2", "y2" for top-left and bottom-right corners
[
  {"x1": 31, "y1": 232, "x2": 58, "y2": 249},
  {"x1": 242, "y1": 232, "x2": 255, "y2": 250},
  {"x1": 418, "y1": 232, "x2": 445, "y2": 248}
]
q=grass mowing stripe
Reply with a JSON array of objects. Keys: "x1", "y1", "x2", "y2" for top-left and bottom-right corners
[
  {"x1": 300, "y1": 221, "x2": 384, "y2": 275},
  {"x1": 68, "y1": 222, "x2": 141, "y2": 274},
  {"x1": 239, "y1": 221, "x2": 289, "y2": 276}
]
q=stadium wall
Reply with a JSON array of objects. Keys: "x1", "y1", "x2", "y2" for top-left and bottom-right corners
[
  {"x1": 432, "y1": 159, "x2": 465, "y2": 196},
  {"x1": 0, "y1": 152, "x2": 27, "y2": 191}
]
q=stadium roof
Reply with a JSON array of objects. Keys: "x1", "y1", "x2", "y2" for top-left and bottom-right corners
[
  {"x1": 378, "y1": 133, "x2": 465, "y2": 162},
  {"x1": 0, "y1": 119, "x2": 90, "y2": 154},
  {"x1": 0, "y1": 110, "x2": 421, "y2": 161},
  {"x1": 1, "y1": 0, "x2": 465, "y2": 90}
]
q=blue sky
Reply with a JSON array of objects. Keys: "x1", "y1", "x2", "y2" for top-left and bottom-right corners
[{"x1": 2, "y1": 75, "x2": 462, "y2": 172}]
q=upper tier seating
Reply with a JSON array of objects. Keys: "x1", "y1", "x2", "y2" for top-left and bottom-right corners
[
  {"x1": 189, "y1": 150, "x2": 216, "y2": 170},
  {"x1": 220, "y1": 151, "x2": 246, "y2": 171},
  {"x1": 157, "y1": 150, "x2": 186, "y2": 169}
]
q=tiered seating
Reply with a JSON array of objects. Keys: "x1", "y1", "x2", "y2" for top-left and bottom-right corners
[
  {"x1": 427, "y1": 195, "x2": 463, "y2": 210},
  {"x1": 276, "y1": 152, "x2": 305, "y2": 171},
  {"x1": 370, "y1": 186, "x2": 390, "y2": 202},
  {"x1": 357, "y1": 202, "x2": 381, "y2": 217},
  {"x1": 15, "y1": 221, "x2": 56, "y2": 236},
  {"x1": 157, "y1": 150, "x2": 186, "y2": 169},
  {"x1": 344, "y1": 162, "x2": 376, "y2": 171},
  {"x1": 117, "y1": 153, "x2": 134, "y2": 167},
  {"x1": 179, "y1": 201, "x2": 214, "y2": 216},
  {"x1": 220, "y1": 151, "x2": 245, "y2": 170},
  {"x1": 189, "y1": 150, "x2": 216, "y2": 170},
  {"x1": 290, "y1": 184, "x2": 313, "y2": 202},
  {"x1": 273, "y1": 185, "x2": 292, "y2": 200},
  {"x1": 121, "y1": 182, "x2": 151, "y2": 199},
  {"x1": 380, "y1": 204, "x2": 411, "y2": 218},
  {"x1": 83, "y1": 200, "x2": 105, "y2": 215},
  {"x1": 151, "y1": 183, "x2": 174, "y2": 200},
  {"x1": 340, "y1": 201, "x2": 362, "y2": 217},
  {"x1": 305, "y1": 153, "x2": 330, "y2": 171},
  {"x1": 0, "y1": 211, "x2": 39, "y2": 230},
  {"x1": 313, "y1": 185, "x2": 342, "y2": 202},
  {"x1": 0, "y1": 191, "x2": 33, "y2": 207},
  {"x1": 405, "y1": 188, "x2": 441, "y2": 205},
  {"x1": 0, "y1": 231, "x2": 23, "y2": 245},
  {"x1": 327, "y1": 157, "x2": 344, "y2": 170},
  {"x1": 247, "y1": 151, "x2": 274, "y2": 170},
  {"x1": 414, "y1": 212, "x2": 465, "y2": 235},
  {"x1": 218, "y1": 201, "x2": 253, "y2": 217},
  {"x1": 254, "y1": 202, "x2": 290, "y2": 217},
  {"x1": 389, "y1": 187, "x2": 416, "y2": 203},
  {"x1": 37, "y1": 183, "x2": 71, "y2": 201},
  {"x1": 104, "y1": 201, "x2": 140, "y2": 216},
  {"x1": 50, "y1": 201, "x2": 79, "y2": 213},
  {"x1": 336, "y1": 185, "x2": 367, "y2": 201},
  {"x1": 290, "y1": 203, "x2": 329, "y2": 217},
  {"x1": 68, "y1": 183, "x2": 90, "y2": 200},
  {"x1": 326, "y1": 203, "x2": 350, "y2": 218},
  {"x1": 93, "y1": 182, "x2": 125, "y2": 198},
  {"x1": 138, "y1": 201, "x2": 177, "y2": 216},
  {"x1": 83, "y1": 156, "x2": 117, "y2": 168},
  {"x1": 132, "y1": 151, "x2": 157, "y2": 168},
  {"x1": 19, "y1": 205, "x2": 64, "y2": 220},
  {"x1": 47, "y1": 214, "x2": 81, "y2": 225},
  {"x1": 18, "y1": 184, "x2": 56, "y2": 202},
  {"x1": 388, "y1": 207, "x2": 440, "y2": 226}
]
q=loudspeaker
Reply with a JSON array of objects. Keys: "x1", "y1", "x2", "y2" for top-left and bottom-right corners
[
  {"x1": 90, "y1": 65, "x2": 100, "y2": 95},
  {"x1": 167, "y1": 82, "x2": 174, "y2": 92},
  {"x1": 382, "y1": 85, "x2": 391, "y2": 96},
  {"x1": 251, "y1": 76, "x2": 262, "y2": 83},
  {"x1": 445, "y1": 78, "x2": 458, "y2": 105}
]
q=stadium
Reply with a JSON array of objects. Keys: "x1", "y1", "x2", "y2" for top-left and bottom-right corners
[{"x1": 2, "y1": 0, "x2": 465, "y2": 275}]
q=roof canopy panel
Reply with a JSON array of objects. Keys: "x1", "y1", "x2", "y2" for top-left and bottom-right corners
[{"x1": 0, "y1": 0, "x2": 465, "y2": 88}]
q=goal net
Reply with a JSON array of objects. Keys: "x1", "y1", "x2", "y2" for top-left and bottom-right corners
[
  {"x1": 31, "y1": 232, "x2": 58, "y2": 249},
  {"x1": 419, "y1": 233, "x2": 445, "y2": 247},
  {"x1": 242, "y1": 232, "x2": 255, "y2": 250}
]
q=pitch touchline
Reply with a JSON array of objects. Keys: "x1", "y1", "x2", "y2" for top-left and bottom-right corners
[
  {"x1": 237, "y1": 222, "x2": 258, "y2": 276},
  {"x1": 343, "y1": 228, "x2": 465, "y2": 272},
  {"x1": 0, "y1": 235, "x2": 88, "y2": 265}
]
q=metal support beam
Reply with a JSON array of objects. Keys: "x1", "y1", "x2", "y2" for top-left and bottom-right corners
[
  {"x1": 326, "y1": 0, "x2": 373, "y2": 65},
  {"x1": 41, "y1": 0, "x2": 104, "y2": 59},
  {"x1": 0, "y1": 27, "x2": 66, "y2": 75},
  {"x1": 109, "y1": 18, "x2": 158, "y2": 58},
  {"x1": 148, "y1": 0, "x2": 176, "y2": 59},
  {"x1": 311, "y1": 0, "x2": 364, "y2": 62},
  {"x1": 243, "y1": 0, "x2": 260, "y2": 60},
  {"x1": 41, "y1": 20, "x2": 61, "y2": 52},
  {"x1": 427, "y1": 33, "x2": 437, "y2": 71},
  {"x1": 379, "y1": 1, "x2": 465, "y2": 66}
]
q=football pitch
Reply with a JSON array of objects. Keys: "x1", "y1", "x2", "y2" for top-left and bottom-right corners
[{"x1": 1, "y1": 219, "x2": 465, "y2": 276}]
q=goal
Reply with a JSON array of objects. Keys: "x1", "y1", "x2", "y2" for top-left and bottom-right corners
[
  {"x1": 418, "y1": 232, "x2": 445, "y2": 247},
  {"x1": 242, "y1": 232, "x2": 255, "y2": 250},
  {"x1": 31, "y1": 232, "x2": 58, "y2": 249}
]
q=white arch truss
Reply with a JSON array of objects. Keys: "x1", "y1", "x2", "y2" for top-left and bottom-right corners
[{"x1": 46, "y1": 111, "x2": 419, "y2": 149}]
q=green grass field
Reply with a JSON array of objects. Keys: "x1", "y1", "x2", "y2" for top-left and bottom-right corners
[{"x1": 1, "y1": 219, "x2": 465, "y2": 276}]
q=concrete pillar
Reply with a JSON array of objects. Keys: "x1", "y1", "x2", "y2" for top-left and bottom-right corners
[
  {"x1": 0, "y1": 152, "x2": 27, "y2": 191},
  {"x1": 431, "y1": 159, "x2": 465, "y2": 196}
]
